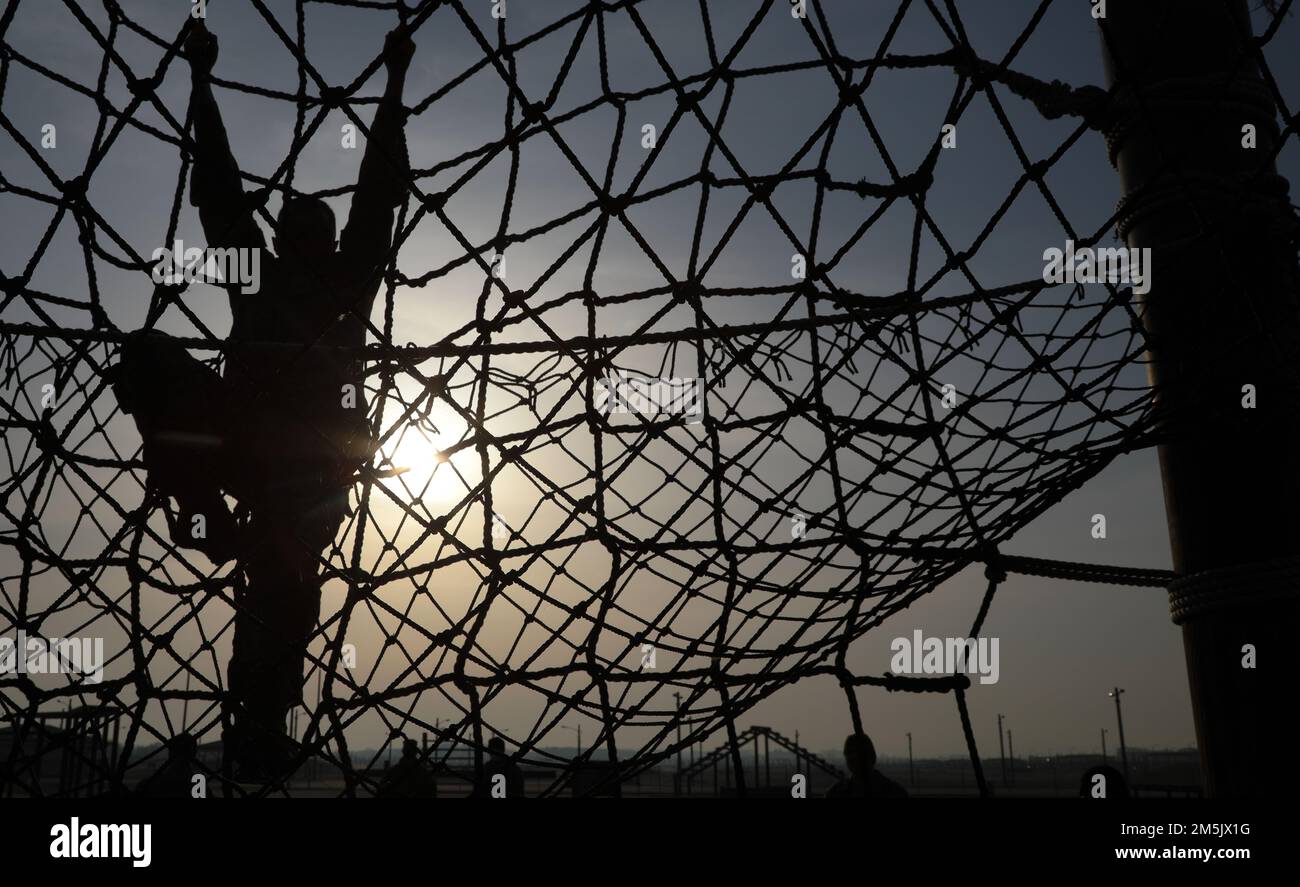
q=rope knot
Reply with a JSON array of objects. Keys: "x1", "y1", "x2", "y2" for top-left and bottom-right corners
[
  {"x1": 676, "y1": 88, "x2": 703, "y2": 110},
  {"x1": 846, "y1": 537, "x2": 871, "y2": 559},
  {"x1": 422, "y1": 191, "x2": 447, "y2": 213},
  {"x1": 521, "y1": 100, "x2": 548, "y2": 124},
  {"x1": 983, "y1": 549, "x2": 1007, "y2": 584},
  {"x1": 672, "y1": 280, "x2": 704, "y2": 305},
  {"x1": 599, "y1": 191, "x2": 627, "y2": 215},
  {"x1": 128, "y1": 75, "x2": 159, "y2": 98},
  {"x1": 838, "y1": 79, "x2": 866, "y2": 106},
  {"x1": 320, "y1": 85, "x2": 348, "y2": 108},
  {"x1": 1167, "y1": 556, "x2": 1300, "y2": 624},
  {"x1": 60, "y1": 175, "x2": 88, "y2": 202}
]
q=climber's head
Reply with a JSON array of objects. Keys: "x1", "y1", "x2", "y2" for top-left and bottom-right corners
[
  {"x1": 843, "y1": 732, "x2": 877, "y2": 776},
  {"x1": 275, "y1": 195, "x2": 336, "y2": 261}
]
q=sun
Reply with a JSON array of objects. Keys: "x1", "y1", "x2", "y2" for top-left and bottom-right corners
[{"x1": 376, "y1": 397, "x2": 471, "y2": 507}]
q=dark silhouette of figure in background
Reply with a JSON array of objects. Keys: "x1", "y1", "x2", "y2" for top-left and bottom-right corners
[
  {"x1": 377, "y1": 738, "x2": 438, "y2": 798},
  {"x1": 134, "y1": 733, "x2": 199, "y2": 798},
  {"x1": 473, "y1": 736, "x2": 525, "y2": 798},
  {"x1": 112, "y1": 20, "x2": 413, "y2": 780},
  {"x1": 1079, "y1": 764, "x2": 1130, "y2": 799},
  {"x1": 826, "y1": 732, "x2": 909, "y2": 798}
]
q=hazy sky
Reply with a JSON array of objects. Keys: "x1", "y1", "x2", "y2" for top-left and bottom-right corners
[{"x1": 2, "y1": 0, "x2": 1297, "y2": 768}]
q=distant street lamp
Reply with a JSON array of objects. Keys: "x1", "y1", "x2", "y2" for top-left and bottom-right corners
[
  {"x1": 907, "y1": 732, "x2": 915, "y2": 788},
  {"x1": 673, "y1": 691, "x2": 683, "y2": 775},
  {"x1": 1109, "y1": 687, "x2": 1130, "y2": 783},
  {"x1": 561, "y1": 723, "x2": 583, "y2": 758},
  {"x1": 997, "y1": 714, "x2": 1008, "y2": 788},
  {"x1": 1007, "y1": 729, "x2": 1015, "y2": 786}
]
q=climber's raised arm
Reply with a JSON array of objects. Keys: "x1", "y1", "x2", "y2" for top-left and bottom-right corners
[
  {"x1": 339, "y1": 27, "x2": 413, "y2": 290},
  {"x1": 185, "y1": 21, "x2": 265, "y2": 254}
]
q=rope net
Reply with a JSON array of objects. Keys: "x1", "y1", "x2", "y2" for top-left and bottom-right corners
[{"x1": 0, "y1": 0, "x2": 1294, "y2": 797}]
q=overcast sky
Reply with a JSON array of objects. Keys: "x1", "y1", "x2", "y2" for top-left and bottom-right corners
[{"x1": 2, "y1": 0, "x2": 1297, "y2": 766}]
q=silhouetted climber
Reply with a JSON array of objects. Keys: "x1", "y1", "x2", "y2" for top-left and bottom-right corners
[
  {"x1": 377, "y1": 738, "x2": 437, "y2": 798},
  {"x1": 473, "y1": 736, "x2": 525, "y2": 798},
  {"x1": 826, "y1": 732, "x2": 908, "y2": 798},
  {"x1": 134, "y1": 733, "x2": 199, "y2": 798},
  {"x1": 1079, "y1": 764, "x2": 1130, "y2": 799},
  {"x1": 112, "y1": 20, "x2": 413, "y2": 780}
]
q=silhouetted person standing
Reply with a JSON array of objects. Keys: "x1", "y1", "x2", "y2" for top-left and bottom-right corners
[
  {"x1": 1079, "y1": 764, "x2": 1130, "y2": 799},
  {"x1": 377, "y1": 738, "x2": 437, "y2": 798},
  {"x1": 113, "y1": 20, "x2": 413, "y2": 779},
  {"x1": 474, "y1": 736, "x2": 525, "y2": 798},
  {"x1": 135, "y1": 734, "x2": 199, "y2": 798},
  {"x1": 826, "y1": 732, "x2": 908, "y2": 798}
]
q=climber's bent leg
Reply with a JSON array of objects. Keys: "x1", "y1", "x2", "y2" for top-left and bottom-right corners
[{"x1": 112, "y1": 332, "x2": 238, "y2": 563}]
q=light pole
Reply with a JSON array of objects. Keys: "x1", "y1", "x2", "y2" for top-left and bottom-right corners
[
  {"x1": 561, "y1": 724, "x2": 582, "y2": 759},
  {"x1": 997, "y1": 714, "x2": 1007, "y2": 788},
  {"x1": 1109, "y1": 688, "x2": 1130, "y2": 783},
  {"x1": 1101, "y1": 728, "x2": 1108, "y2": 763},
  {"x1": 673, "y1": 692, "x2": 683, "y2": 772},
  {"x1": 907, "y1": 732, "x2": 915, "y2": 788},
  {"x1": 1006, "y1": 729, "x2": 1015, "y2": 787}
]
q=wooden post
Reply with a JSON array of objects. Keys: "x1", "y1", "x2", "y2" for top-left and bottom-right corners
[{"x1": 1099, "y1": 0, "x2": 1300, "y2": 796}]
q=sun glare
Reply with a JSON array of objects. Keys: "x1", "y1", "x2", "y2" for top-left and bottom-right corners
[{"x1": 378, "y1": 397, "x2": 471, "y2": 507}]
